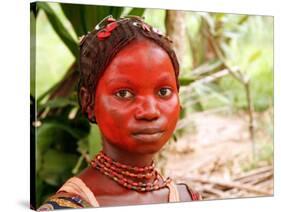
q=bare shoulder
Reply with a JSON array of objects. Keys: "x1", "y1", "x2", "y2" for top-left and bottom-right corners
[{"x1": 77, "y1": 166, "x2": 116, "y2": 195}]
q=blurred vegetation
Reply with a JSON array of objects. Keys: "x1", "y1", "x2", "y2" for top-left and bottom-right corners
[{"x1": 31, "y1": 2, "x2": 273, "y2": 207}]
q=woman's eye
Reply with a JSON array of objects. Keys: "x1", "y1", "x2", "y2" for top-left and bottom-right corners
[
  {"x1": 115, "y1": 90, "x2": 134, "y2": 99},
  {"x1": 158, "y1": 88, "x2": 172, "y2": 98}
]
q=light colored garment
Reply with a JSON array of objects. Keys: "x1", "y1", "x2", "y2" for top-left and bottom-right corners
[
  {"x1": 58, "y1": 176, "x2": 180, "y2": 207},
  {"x1": 37, "y1": 176, "x2": 201, "y2": 211}
]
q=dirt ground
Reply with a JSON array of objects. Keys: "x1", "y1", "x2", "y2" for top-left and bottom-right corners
[{"x1": 157, "y1": 110, "x2": 273, "y2": 200}]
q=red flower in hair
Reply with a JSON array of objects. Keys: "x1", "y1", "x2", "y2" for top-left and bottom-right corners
[{"x1": 97, "y1": 21, "x2": 119, "y2": 40}]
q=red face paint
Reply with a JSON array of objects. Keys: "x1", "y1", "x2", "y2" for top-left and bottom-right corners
[{"x1": 93, "y1": 39, "x2": 180, "y2": 154}]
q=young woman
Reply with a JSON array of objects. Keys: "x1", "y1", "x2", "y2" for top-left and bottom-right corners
[{"x1": 37, "y1": 15, "x2": 201, "y2": 211}]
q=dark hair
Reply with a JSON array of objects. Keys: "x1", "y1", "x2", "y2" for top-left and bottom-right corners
[{"x1": 78, "y1": 16, "x2": 180, "y2": 123}]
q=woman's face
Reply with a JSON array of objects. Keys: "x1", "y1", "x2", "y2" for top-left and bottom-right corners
[{"x1": 93, "y1": 39, "x2": 180, "y2": 154}]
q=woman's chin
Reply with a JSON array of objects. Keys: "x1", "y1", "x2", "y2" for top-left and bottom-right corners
[{"x1": 131, "y1": 139, "x2": 168, "y2": 154}]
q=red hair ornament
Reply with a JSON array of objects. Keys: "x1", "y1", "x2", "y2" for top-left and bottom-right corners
[
  {"x1": 95, "y1": 16, "x2": 172, "y2": 43},
  {"x1": 97, "y1": 21, "x2": 119, "y2": 40}
]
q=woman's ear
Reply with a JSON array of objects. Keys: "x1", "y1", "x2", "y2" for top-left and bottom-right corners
[{"x1": 79, "y1": 87, "x2": 95, "y2": 121}]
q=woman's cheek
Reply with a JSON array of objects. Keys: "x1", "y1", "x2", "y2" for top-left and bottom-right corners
[
  {"x1": 96, "y1": 96, "x2": 135, "y2": 145},
  {"x1": 163, "y1": 96, "x2": 180, "y2": 133},
  {"x1": 162, "y1": 95, "x2": 180, "y2": 118}
]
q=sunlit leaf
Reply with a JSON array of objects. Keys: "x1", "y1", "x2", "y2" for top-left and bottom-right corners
[
  {"x1": 30, "y1": 11, "x2": 36, "y2": 98},
  {"x1": 37, "y1": 2, "x2": 78, "y2": 57},
  {"x1": 214, "y1": 13, "x2": 225, "y2": 21},
  {"x1": 127, "y1": 8, "x2": 145, "y2": 17},
  {"x1": 238, "y1": 15, "x2": 249, "y2": 25},
  {"x1": 248, "y1": 50, "x2": 261, "y2": 63},
  {"x1": 179, "y1": 77, "x2": 196, "y2": 86},
  {"x1": 88, "y1": 125, "x2": 102, "y2": 158}
]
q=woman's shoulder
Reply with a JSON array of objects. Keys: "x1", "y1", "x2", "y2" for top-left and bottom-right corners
[
  {"x1": 176, "y1": 182, "x2": 202, "y2": 201},
  {"x1": 37, "y1": 175, "x2": 97, "y2": 211},
  {"x1": 37, "y1": 191, "x2": 91, "y2": 211}
]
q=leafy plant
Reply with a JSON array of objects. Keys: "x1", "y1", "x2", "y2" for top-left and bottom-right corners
[
  {"x1": 33, "y1": 2, "x2": 145, "y2": 207},
  {"x1": 33, "y1": 3, "x2": 273, "y2": 207}
]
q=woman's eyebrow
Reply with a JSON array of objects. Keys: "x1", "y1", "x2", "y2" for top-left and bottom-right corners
[
  {"x1": 106, "y1": 74, "x2": 175, "y2": 85},
  {"x1": 157, "y1": 74, "x2": 175, "y2": 83},
  {"x1": 106, "y1": 78, "x2": 136, "y2": 85}
]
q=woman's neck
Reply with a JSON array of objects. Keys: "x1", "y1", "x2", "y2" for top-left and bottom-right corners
[{"x1": 102, "y1": 140, "x2": 155, "y2": 167}]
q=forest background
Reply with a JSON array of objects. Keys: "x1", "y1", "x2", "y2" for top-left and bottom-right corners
[{"x1": 30, "y1": 2, "x2": 273, "y2": 208}]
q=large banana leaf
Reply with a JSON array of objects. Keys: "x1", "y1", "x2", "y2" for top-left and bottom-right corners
[
  {"x1": 60, "y1": 4, "x2": 124, "y2": 37},
  {"x1": 36, "y1": 3, "x2": 146, "y2": 103},
  {"x1": 37, "y1": 2, "x2": 78, "y2": 57},
  {"x1": 128, "y1": 8, "x2": 145, "y2": 17},
  {"x1": 34, "y1": 4, "x2": 146, "y2": 207}
]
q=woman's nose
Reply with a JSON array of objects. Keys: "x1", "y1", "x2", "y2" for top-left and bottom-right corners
[{"x1": 135, "y1": 97, "x2": 160, "y2": 121}]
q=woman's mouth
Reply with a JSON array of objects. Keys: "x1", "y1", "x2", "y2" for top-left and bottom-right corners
[{"x1": 131, "y1": 128, "x2": 165, "y2": 143}]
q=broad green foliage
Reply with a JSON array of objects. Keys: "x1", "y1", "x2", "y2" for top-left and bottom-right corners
[
  {"x1": 37, "y1": 2, "x2": 78, "y2": 57},
  {"x1": 33, "y1": 3, "x2": 273, "y2": 207},
  {"x1": 180, "y1": 13, "x2": 273, "y2": 112},
  {"x1": 34, "y1": 2, "x2": 145, "y2": 207}
]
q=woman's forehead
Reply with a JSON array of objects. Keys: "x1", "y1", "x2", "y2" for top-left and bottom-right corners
[
  {"x1": 102, "y1": 57, "x2": 177, "y2": 88},
  {"x1": 114, "y1": 38, "x2": 167, "y2": 58},
  {"x1": 105, "y1": 39, "x2": 175, "y2": 75}
]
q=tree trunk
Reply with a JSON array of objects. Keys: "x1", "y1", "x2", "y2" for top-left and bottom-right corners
[{"x1": 165, "y1": 10, "x2": 186, "y2": 67}]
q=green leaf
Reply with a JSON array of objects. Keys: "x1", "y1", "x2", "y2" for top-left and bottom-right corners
[
  {"x1": 127, "y1": 8, "x2": 145, "y2": 17},
  {"x1": 30, "y1": 2, "x2": 38, "y2": 17},
  {"x1": 36, "y1": 124, "x2": 62, "y2": 171},
  {"x1": 72, "y1": 155, "x2": 84, "y2": 174},
  {"x1": 109, "y1": 6, "x2": 124, "y2": 19},
  {"x1": 248, "y1": 50, "x2": 261, "y2": 63},
  {"x1": 37, "y1": 124, "x2": 59, "y2": 152},
  {"x1": 43, "y1": 121, "x2": 88, "y2": 140},
  {"x1": 38, "y1": 97, "x2": 77, "y2": 111},
  {"x1": 37, "y1": 2, "x2": 78, "y2": 57},
  {"x1": 39, "y1": 149, "x2": 77, "y2": 186},
  {"x1": 179, "y1": 77, "x2": 196, "y2": 86},
  {"x1": 238, "y1": 15, "x2": 249, "y2": 25},
  {"x1": 77, "y1": 137, "x2": 89, "y2": 154},
  {"x1": 36, "y1": 122, "x2": 75, "y2": 171},
  {"x1": 61, "y1": 4, "x2": 125, "y2": 37},
  {"x1": 88, "y1": 125, "x2": 102, "y2": 158},
  {"x1": 60, "y1": 4, "x2": 87, "y2": 36},
  {"x1": 214, "y1": 13, "x2": 225, "y2": 21},
  {"x1": 30, "y1": 11, "x2": 36, "y2": 98},
  {"x1": 83, "y1": 5, "x2": 107, "y2": 31}
]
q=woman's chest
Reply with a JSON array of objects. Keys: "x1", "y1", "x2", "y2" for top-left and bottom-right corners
[{"x1": 94, "y1": 188, "x2": 170, "y2": 207}]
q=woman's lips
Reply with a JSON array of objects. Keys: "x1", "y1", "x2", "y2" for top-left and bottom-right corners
[{"x1": 131, "y1": 128, "x2": 165, "y2": 143}]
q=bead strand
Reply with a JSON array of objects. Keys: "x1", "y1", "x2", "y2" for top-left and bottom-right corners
[
  {"x1": 97, "y1": 156, "x2": 156, "y2": 179},
  {"x1": 99, "y1": 151, "x2": 155, "y2": 172},
  {"x1": 90, "y1": 151, "x2": 171, "y2": 192}
]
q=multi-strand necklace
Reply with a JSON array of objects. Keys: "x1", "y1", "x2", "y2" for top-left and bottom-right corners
[{"x1": 90, "y1": 151, "x2": 171, "y2": 192}]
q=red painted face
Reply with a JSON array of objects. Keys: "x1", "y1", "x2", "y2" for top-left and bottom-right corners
[{"x1": 93, "y1": 39, "x2": 180, "y2": 154}]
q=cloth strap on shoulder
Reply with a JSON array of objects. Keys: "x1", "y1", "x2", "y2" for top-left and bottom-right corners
[
  {"x1": 57, "y1": 177, "x2": 100, "y2": 207},
  {"x1": 180, "y1": 182, "x2": 202, "y2": 201},
  {"x1": 166, "y1": 180, "x2": 180, "y2": 202}
]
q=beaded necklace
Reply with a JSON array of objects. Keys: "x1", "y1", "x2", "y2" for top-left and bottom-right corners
[{"x1": 90, "y1": 151, "x2": 171, "y2": 192}]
